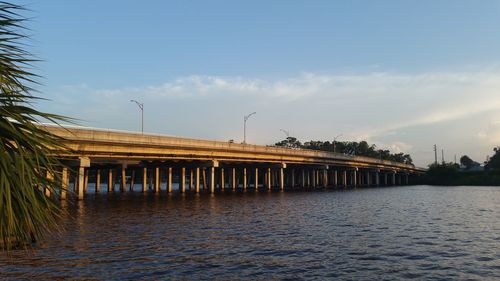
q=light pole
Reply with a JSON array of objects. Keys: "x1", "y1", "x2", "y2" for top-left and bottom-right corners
[
  {"x1": 130, "y1": 99, "x2": 144, "y2": 133},
  {"x1": 243, "y1": 111, "x2": 256, "y2": 144},
  {"x1": 333, "y1": 134, "x2": 342, "y2": 153},
  {"x1": 280, "y1": 129, "x2": 290, "y2": 138}
]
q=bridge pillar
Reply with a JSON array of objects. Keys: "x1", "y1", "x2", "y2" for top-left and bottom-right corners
[
  {"x1": 210, "y1": 167, "x2": 215, "y2": 193},
  {"x1": 168, "y1": 167, "x2": 173, "y2": 192},
  {"x1": 301, "y1": 169, "x2": 305, "y2": 188},
  {"x1": 267, "y1": 168, "x2": 272, "y2": 190},
  {"x1": 202, "y1": 168, "x2": 207, "y2": 191},
  {"x1": 323, "y1": 170, "x2": 327, "y2": 188},
  {"x1": 376, "y1": 171, "x2": 380, "y2": 186},
  {"x1": 61, "y1": 167, "x2": 69, "y2": 200},
  {"x1": 254, "y1": 168, "x2": 259, "y2": 191},
  {"x1": 291, "y1": 169, "x2": 295, "y2": 188},
  {"x1": 181, "y1": 167, "x2": 186, "y2": 193},
  {"x1": 366, "y1": 171, "x2": 371, "y2": 186},
  {"x1": 121, "y1": 166, "x2": 126, "y2": 192},
  {"x1": 280, "y1": 167, "x2": 285, "y2": 190},
  {"x1": 333, "y1": 170, "x2": 337, "y2": 187},
  {"x1": 154, "y1": 167, "x2": 160, "y2": 193},
  {"x1": 190, "y1": 169, "x2": 194, "y2": 191},
  {"x1": 343, "y1": 170, "x2": 347, "y2": 188},
  {"x1": 96, "y1": 169, "x2": 101, "y2": 193},
  {"x1": 221, "y1": 168, "x2": 225, "y2": 191},
  {"x1": 77, "y1": 157, "x2": 90, "y2": 200},
  {"x1": 108, "y1": 168, "x2": 113, "y2": 192},
  {"x1": 196, "y1": 167, "x2": 200, "y2": 193},
  {"x1": 405, "y1": 173, "x2": 409, "y2": 185},
  {"x1": 142, "y1": 167, "x2": 147, "y2": 192},
  {"x1": 392, "y1": 172, "x2": 396, "y2": 185},
  {"x1": 232, "y1": 168, "x2": 236, "y2": 191},
  {"x1": 83, "y1": 169, "x2": 89, "y2": 194},
  {"x1": 243, "y1": 168, "x2": 247, "y2": 191},
  {"x1": 384, "y1": 173, "x2": 388, "y2": 186}
]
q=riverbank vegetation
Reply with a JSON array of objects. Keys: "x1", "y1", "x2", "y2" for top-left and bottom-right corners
[
  {"x1": 419, "y1": 147, "x2": 500, "y2": 186},
  {"x1": 274, "y1": 137, "x2": 413, "y2": 165},
  {"x1": 0, "y1": 3, "x2": 69, "y2": 250}
]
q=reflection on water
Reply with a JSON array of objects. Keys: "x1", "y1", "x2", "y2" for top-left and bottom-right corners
[{"x1": 1, "y1": 185, "x2": 500, "y2": 280}]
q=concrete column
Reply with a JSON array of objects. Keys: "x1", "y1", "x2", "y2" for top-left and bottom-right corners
[
  {"x1": 190, "y1": 169, "x2": 194, "y2": 191},
  {"x1": 202, "y1": 168, "x2": 207, "y2": 190},
  {"x1": 108, "y1": 169, "x2": 113, "y2": 192},
  {"x1": 45, "y1": 171, "x2": 53, "y2": 197},
  {"x1": 168, "y1": 167, "x2": 173, "y2": 192},
  {"x1": 323, "y1": 170, "x2": 327, "y2": 188},
  {"x1": 232, "y1": 168, "x2": 236, "y2": 191},
  {"x1": 243, "y1": 168, "x2": 247, "y2": 191},
  {"x1": 181, "y1": 167, "x2": 186, "y2": 193},
  {"x1": 221, "y1": 168, "x2": 225, "y2": 191},
  {"x1": 61, "y1": 167, "x2": 68, "y2": 200},
  {"x1": 267, "y1": 168, "x2": 271, "y2": 190},
  {"x1": 392, "y1": 172, "x2": 396, "y2": 185},
  {"x1": 195, "y1": 167, "x2": 200, "y2": 193},
  {"x1": 83, "y1": 169, "x2": 89, "y2": 194},
  {"x1": 376, "y1": 172, "x2": 380, "y2": 186},
  {"x1": 405, "y1": 174, "x2": 409, "y2": 185},
  {"x1": 291, "y1": 169, "x2": 295, "y2": 188},
  {"x1": 311, "y1": 170, "x2": 316, "y2": 188},
  {"x1": 384, "y1": 173, "x2": 388, "y2": 186},
  {"x1": 155, "y1": 166, "x2": 160, "y2": 193},
  {"x1": 210, "y1": 167, "x2": 215, "y2": 193},
  {"x1": 78, "y1": 166, "x2": 85, "y2": 200},
  {"x1": 95, "y1": 169, "x2": 101, "y2": 193},
  {"x1": 254, "y1": 168, "x2": 259, "y2": 191},
  {"x1": 142, "y1": 167, "x2": 147, "y2": 192},
  {"x1": 366, "y1": 172, "x2": 371, "y2": 186},
  {"x1": 129, "y1": 170, "x2": 135, "y2": 191},
  {"x1": 280, "y1": 168, "x2": 284, "y2": 190},
  {"x1": 343, "y1": 170, "x2": 347, "y2": 188},
  {"x1": 121, "y1": 167, "x2": 127, "y2": 192}
]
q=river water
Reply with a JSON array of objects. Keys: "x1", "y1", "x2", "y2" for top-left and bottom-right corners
[{"x1": 1, "y1": 185, "x2": 499, "y2": 280}]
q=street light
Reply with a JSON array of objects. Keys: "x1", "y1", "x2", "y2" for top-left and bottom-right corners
[
  {"x1": 280, "y1": 129, "x2": 290, "y2": 138},
  {"x1": 243, "y1": 111, "x2": 256, "y2": 144},
  {"x1": 333, "y1": 134, "x2": 342, "y2": 153},
  {"x1": 130, "y1": 99, "x2": 144, "y2": 133}
]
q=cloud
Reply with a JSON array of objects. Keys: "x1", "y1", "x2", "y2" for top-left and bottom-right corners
[{"x1": 40, "y1": 69, "x2": 500, "y2": 166}]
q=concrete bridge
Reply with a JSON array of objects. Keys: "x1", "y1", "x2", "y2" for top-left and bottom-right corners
[{"x1": 43, "y1": 125, "x2": 425, "y2": 200}]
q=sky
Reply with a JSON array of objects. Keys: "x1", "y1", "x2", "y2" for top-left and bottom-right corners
[{"x1": 17, "y1": 0, "x2": 500, "y2": 167}]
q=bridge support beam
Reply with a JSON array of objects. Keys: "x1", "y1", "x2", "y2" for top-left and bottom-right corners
[
  {"x1": 61, "y1": 167, "x2": 69, "y2": 200},
  {"x1": 353, "y1": 169, "x2": 357, "y2": 188},
  {"x1": 405, "y1": 174, "x2": 409, "y2": 185},
  {"x1": 154, "y1": 167, "x2": 160, "y2": 193},
  {"x1": 190, "y1": 169, "x2": 194, "y2": 191},
  {"x1": 181, "y1": 167, "x2": 186, "y2": 193},
  {"x1": 243, "y1": 168, "x2": 247, "y2": 191},
  {"x1": 343, "y1": 171, "x2": 347, "y2": 188},
  {"x1": 210, "y1": 167, "x2": 215, "y2": 193},
  {"x1": 142, "y1": 167, "x2": 147, "y2": 192},
  {"x1": 376, "y1": 171, "x2": 380, "y2": 186},
  {"x1": 121, "y1": 166, "x2": 126, "y2": 192},
  {"x1": 77, "y1": 157, "x2": 90, "y2": 200},
  {"x1": 96, "y1": 169, "x2": 101, "y2": 193},
  {"x1": 392, "y1": 172, "x2": 396, "y2": 185},
  {"x1": 280, "y1": 167, "x2": 285, "y2": 190},
  {"x1": 255, "y1": 168, "x2": 259, "y2": 191},
  {"x1": 267, "y1": 168, "x2": 271, "y2": 190},
  {"x1": 108, "y1": 168, "x2": 113, "y2": 192},
  {"x1": 196, "y1": 167, "x2": 200, "y2": 192},
  {"x1": 168, "y1": 167, "x2": 173, "y2": 192},
  {"x1": 232, "y1": 168, "x2": 236, "y2": 191},
  {"x1": 221, "y1": 168, "x2": 225, "y2": 191}
]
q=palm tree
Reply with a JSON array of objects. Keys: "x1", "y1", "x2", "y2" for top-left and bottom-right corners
[{"x1": 0, "y1": 2, "x2": 70, "y2": 249}]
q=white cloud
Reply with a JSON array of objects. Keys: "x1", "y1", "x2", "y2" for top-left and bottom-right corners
[{"x1": 40, "y1": 69, "x2": 500, "y2": 166}]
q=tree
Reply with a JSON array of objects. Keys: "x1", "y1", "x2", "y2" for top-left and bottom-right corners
[
  {"x1": 485, "y1": 147, "x2": 500, "y2": 170},
  {"x1": 0, "y1": 3, "x2": 69, "y2": 249},
  {"x1": 460, "y1": 155, "x2": 474, "y2": 169},
  {"x1": 275, "y1": 136, "x2": 302, "y2": 148}
]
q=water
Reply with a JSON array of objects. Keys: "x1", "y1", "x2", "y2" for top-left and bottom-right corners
[{"x1": 1, "y1": 185, "x2": 500, "y2": 280}]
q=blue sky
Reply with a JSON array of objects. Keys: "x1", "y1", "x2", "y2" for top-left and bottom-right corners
[{"x1": 20, "y1": 0, "x2": 500, "y2": 166}]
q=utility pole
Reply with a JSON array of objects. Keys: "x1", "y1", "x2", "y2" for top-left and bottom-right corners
[
  {"x1": 454, "y1": 154, "x2": 457, "y2": 164},
  {"x1": 441, "y1": 149, "x2": 445, "y2": 163},
  {"x1": 434, "y1": 144, "x2": 437, "y2": 164}
]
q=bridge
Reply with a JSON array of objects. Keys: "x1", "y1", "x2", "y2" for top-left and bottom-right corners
[{"x1": 43, "y1": 125, "x2": 425, "y2": 200}]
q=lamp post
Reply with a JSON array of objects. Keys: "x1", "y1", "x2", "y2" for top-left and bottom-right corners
[
  {"x1": 243, "y1": 111, "x2": 256, "y2": 144},
  {"x1": 130, "y1": 99, "x2": 144, "y2": 133},
  {"x1": 333, "y1": 134, "x2": 342, "y2": 153},
  {"x1": 280, "y1": 129, "x2": 290, "y2": 138}
]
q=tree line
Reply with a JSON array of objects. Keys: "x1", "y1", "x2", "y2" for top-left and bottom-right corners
[{"x1": 274, "y1": 137, "x2": 413, "y2": 165}]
